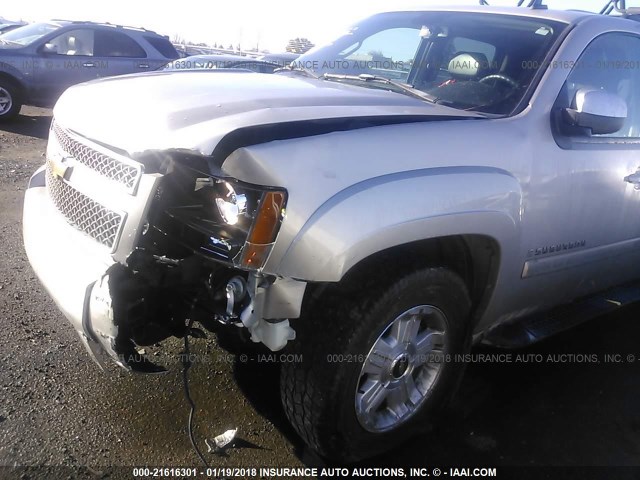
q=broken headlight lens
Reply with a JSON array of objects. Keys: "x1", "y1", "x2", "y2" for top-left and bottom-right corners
[
  {"x1": 214, "y1": 181, "x2": 247, "y2": 226},
  {"x1": 150, "y1": 168, "x2": 287, "y2": 270}
]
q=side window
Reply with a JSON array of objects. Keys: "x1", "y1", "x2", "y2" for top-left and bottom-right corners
[
  {"x1": 339, "y1": 27, "x2": 422, "y2": 81},
  {"x1": 48, "y1": 29, "x2": 94, "y2": 56},
  {"x1": 94, "y1": 30, "x2": 146, "y2": 58},
  {"x1": 557, "y1": 33, "x2": 640, "y2": 138},
  {"x1": 144, "y1": 36, "x2": 180, "y2": 59}
]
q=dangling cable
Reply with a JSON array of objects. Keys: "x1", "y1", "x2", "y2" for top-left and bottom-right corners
[{"x1": 182, "y1": 318, "x2": 209, "y2": 467}]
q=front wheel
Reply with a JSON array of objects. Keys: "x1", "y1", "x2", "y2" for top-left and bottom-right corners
[
  {"x1": 0, "y1": 80, "x2": 22, "y2": 121},
  {"x1": 280, "y1": 267, "x2": 472, "y2": 462}
]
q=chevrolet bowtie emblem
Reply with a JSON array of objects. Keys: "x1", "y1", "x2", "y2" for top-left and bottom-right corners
[{"x1": 48, "y1": 155, "x2": 71, "y2": 180}]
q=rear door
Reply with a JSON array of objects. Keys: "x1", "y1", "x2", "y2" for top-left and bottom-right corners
[{"x1": 92, "y1": 29, "x2": 151, "y2": 77}]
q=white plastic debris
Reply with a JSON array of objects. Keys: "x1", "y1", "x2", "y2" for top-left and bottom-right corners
[{"x1": 206, "y1": 429, "x2": 237, "y2": 452}]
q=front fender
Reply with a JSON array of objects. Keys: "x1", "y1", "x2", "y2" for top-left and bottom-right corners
[{"x1": 276, "y1": 167, "x2": 522, "y2": 282}]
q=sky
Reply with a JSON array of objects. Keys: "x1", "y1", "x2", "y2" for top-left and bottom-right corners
[{"x1": 0, "y1": 0, "x2": 621, "y2": 52}]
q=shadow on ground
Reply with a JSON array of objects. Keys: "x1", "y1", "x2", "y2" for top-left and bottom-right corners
[
  {"x1": 0, "y1": 109, "x2": 52, "y2": 140},
  {"x1": 230, "y1": 304, "x2": 640, "y2": 468}
]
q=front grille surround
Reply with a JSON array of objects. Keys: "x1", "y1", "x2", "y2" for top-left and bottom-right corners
[
  {"x1": 51, "y1": 120, "x2": 142, "y2": 192},
  {"x1": 45, "y1": 165, "x2": 126, "y2": 250}
]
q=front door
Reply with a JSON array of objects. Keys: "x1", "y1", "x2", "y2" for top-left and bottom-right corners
[{"x1": 525, "y1": 32, "x2": 640, "y2": 301}]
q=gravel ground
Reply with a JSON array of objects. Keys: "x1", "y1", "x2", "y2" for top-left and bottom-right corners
[{"x1": 1, "y1": 107, "x2": 640, "y2": 480}]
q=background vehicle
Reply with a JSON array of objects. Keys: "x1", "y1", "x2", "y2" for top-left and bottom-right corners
[
  {"x1": 0, "y1": 23, "x2": 26, "y2": 34},
  {"x1": 0, "y1": 20, "x2": 179, "y2": 120},
  {"x1": 22, "y1": 1, "x2": 640, "y2": 462}
]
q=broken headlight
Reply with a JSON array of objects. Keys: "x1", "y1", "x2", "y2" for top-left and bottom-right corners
[
  {"x1": 215, "y1": 181, "x2": 248, "y2": 226},
  {"x1": 147, "y1": 167, "x2": 287, "y2": 271}
]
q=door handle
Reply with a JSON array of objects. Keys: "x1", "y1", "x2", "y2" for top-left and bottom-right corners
[
  {"x1": 138, "y1": 63, "x2": 150, "y2": 69},
  {"x1": 82, "y1": 62, "x2": 96, "y2": 68},
  {"x1": 624, "y1": 169, "x2": 640, "y2": 189}
]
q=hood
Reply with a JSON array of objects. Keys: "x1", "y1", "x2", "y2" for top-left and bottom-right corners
[{"x1": 53, "y1": 70, "x2": 483, "y2": 156}]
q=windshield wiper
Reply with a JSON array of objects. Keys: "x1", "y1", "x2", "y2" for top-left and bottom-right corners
[
  {"x1": 275, "y1": 65, "x2": 319, "y2": 79},
  {"x1": 321, "y1": 73, "x2": 437, "y2": 103}
]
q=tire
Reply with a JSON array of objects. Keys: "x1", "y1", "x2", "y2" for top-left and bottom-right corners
[
  {"x1": 280, "y1": 267, "x2": 472, "y2": 462},
  {"x1": 0, "y1": 79, "x2": 22, "y2": 121}
]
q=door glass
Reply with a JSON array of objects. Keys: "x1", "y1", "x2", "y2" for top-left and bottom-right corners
[
  {"x1": 557, "y1": 33, "x2": 640, "y2": 138},
  {"x1": 48, "y1": 29, "x2": 94, "y2": 56},
  {"x1": 94, "y1": 30, "x2": 146, "y2": 58}
]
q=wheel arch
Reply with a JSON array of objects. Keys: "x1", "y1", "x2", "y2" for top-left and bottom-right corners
[
  {"x1": 303, "y1": 233, "x2": 502, "y2": 327},
  {"x1": 0, "y1": 70, "x2": 27, "y2": 95}
]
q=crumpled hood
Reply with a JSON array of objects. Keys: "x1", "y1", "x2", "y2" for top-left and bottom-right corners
[{"x1": 53, "y1": 70, "x2": 482, "y2": 156}]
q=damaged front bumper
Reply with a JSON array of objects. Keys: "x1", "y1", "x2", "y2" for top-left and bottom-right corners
[
  {"x1": 24, "y1": 165, "x2": 304, "y2": 374},
  {"x1": 23, "y1": 167, "x2": 125, "y2": 370}
]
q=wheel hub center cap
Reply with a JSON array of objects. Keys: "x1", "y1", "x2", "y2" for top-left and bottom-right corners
[{"x1": 391, "y1": 354, "x2": 410, "y2": 379}]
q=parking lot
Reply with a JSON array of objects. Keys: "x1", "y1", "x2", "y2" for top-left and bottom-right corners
[{"x1": 1, "y1": 107, "x2": 640, "y2": 477}]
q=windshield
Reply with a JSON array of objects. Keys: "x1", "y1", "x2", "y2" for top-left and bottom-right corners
[
  {"x1": 0, "y1": 22, "x2": 64, "y2": 47},
  {"x1": 294, "y1": 12, "x2": 567, "y2": 115}
]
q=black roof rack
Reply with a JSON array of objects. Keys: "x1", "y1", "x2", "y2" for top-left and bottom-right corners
[
  {"x1": 478, "y1": 0, "x2": 548, "y2": 9},
  {"x1": 517, "y1": 0, "x2": 548, "y2": 9},
  {"x1": 600, "y1": 0, "x2": 640, "y2": 15},
  {"x1": 49, "y1": 19, "x2": 158, "y2": 34}
]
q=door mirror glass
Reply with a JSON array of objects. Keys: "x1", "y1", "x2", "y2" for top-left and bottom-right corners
[{"x1": 562, "y1": 89, "x2": 627, "y2": 135}]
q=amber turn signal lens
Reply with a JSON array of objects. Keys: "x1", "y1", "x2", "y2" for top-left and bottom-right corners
[
  {"x1": 248, "y1": 191, "x2": 286, "y2": 245},
  {"x1": 239, "y1": 191, "x2": 286, "y2": 268}
]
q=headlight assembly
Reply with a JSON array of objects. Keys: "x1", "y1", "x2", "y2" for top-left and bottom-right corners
[
  {"x1": 147, "y1": 164, "x2": 287, "y2": 271},
  {"x1": 214, "y1": 181, "x2": 248, "y2": 226}
]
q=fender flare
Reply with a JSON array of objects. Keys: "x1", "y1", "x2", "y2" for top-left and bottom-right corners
[{"x1": 275, "y1": 166, "x2": 522, "y2": 282}]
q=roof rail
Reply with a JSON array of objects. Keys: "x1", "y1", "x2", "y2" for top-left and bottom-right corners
[
  {"x1": 601, "y1": 0, "x2": 640, "y2": 15},
  {"x1": 516, "y1": 0, "x2": 548, "y2": 9},
  {"x1": 479, "y1": 0, "x2": 548, "y2": 7},
  {"x1": 49, "y1": 19, "x2": 158, "y2": 34}
]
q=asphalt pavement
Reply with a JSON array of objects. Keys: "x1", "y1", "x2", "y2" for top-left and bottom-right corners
[{"x1": 1, "y1": 107, "x2": 639, "y2": 480}]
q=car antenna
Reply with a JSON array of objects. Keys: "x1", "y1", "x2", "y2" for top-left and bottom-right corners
[{"x1": 479, "y1": 0, "x2": 489, "y2": 5}]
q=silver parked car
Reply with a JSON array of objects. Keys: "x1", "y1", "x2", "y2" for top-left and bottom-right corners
[
  {"x1": 0, "y1": 20, "x2": 179, "y2": 119},
  {"x1": 22, "y1": 0, "x2": 640, "y2": 461}
]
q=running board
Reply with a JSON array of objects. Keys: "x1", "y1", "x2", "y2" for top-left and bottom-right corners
[{"x1": 480, "y1": 281, "x2": 640, "y2": 348}]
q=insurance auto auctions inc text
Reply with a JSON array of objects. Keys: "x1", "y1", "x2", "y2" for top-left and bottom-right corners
[{"x1": 256, "y1": 467, "x2": 497, "y2": 478}]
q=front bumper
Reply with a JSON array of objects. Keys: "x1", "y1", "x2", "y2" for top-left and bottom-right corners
[
  {"x1": 23, "y1": 166, "x2": 121, "y2": 369},
  {"x1": 24, "y1": 165, "x2": 306, "y2": 372}
]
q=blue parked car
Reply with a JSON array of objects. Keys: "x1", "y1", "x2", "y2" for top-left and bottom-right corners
[{"x1": 0, "y1": 20, "x2": 179, "y2": 120}]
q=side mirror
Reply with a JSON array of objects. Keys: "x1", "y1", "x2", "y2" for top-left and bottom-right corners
[
  {"x1": 41, "y1": 43, "x2": 58, "y2": 54},
  {"x1": 562, "y1": 89, "x2": 627, "y2": 135}
]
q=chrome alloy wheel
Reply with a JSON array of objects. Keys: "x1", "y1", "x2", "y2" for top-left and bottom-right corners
[
  {"x1": 0, "y1": 87, "x2": 12, "y2": 115},
  {"x1": 355, "y1": 305, "x2": 447, "y2": 432}
]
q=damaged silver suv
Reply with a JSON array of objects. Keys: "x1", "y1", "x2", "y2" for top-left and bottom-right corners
[{"x1": 23, "y1": 1, "x2": 640, "y2": 461}]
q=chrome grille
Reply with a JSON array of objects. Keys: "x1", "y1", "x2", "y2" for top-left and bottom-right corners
[
  {"x1": 52, "y1": 120, "x2": 141, "y2": 190},
  {"x1": 46, "y1": 166, "x2": 124, "y2": 249}
]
